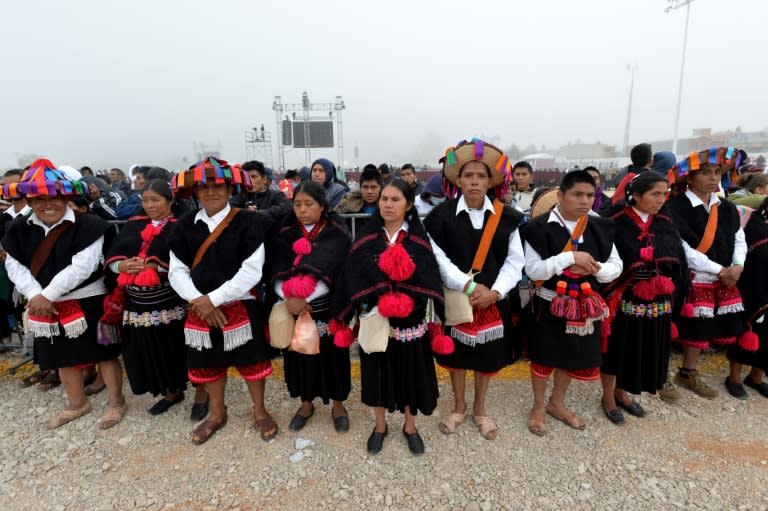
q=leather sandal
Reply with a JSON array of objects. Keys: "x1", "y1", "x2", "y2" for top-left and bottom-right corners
[
  {"x1": 192, "y1": 414, "x2": 228, "y2": 445},
  {"x1": 46, "y1": 400, "x2": 92, "y2": 429},
  {"x1": 472, "y1": 415, "x2": 498, "y2": 440},
  {"x1": 98, "y1": 400, "x2": 128, "y2": 430},
  {"x1": 254, "y1": 413, "x2": 278, "y2": 441},
  {"x1": 438, "y1": 411, "x2": 467, "y2": 434},
  {"x1": 527, "y1": 408, "x2": 547, "y2": 437}
]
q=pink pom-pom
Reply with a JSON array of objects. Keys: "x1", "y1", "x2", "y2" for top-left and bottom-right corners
[
  {"x1": 333, "y1": 325, "x2": 355, "y2": 348},
  {"x1": 739, "y1": 330, "x2": 759, "y2": 352},
  {"x1": 282, "y1": 274, "x2": 317, "y2": 299},
  {"x1": 292, "y1": 237, "x2": 312, "y2": 256},
  {"x1": 117, "y1": 271, "x2": 134, "y2": 287},
  {"x1": 378, "y1": 291, "x2": 414, "y2": 318},
  {"x1": 652, "y1": 276, "x2": 675, "y2": 296},
  {"x1": 670, "y1": 322, "x2": 679, "y2": 340},
  {"x1": 133, "y1": 267, "x2": 161, "y2": 287},
  {"x1": 680, "y1": 303, "x2": 695, "y2": 318},
  {"x1": 431, "y1": 334, "x2": 454, "y2": 355},
  {"x1": 377, "y1": 243, "x2": 416, "y2": 282},
  {"x1": 632, "y1": 279, "x2": 657, "y2": 301}
]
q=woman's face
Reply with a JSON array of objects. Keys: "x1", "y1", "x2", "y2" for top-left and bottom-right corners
[
  {"x1": 293, "y1": 191, "x2": 323, "y2": 226},
  {"x1": 379, "y1": 185, "x2": 410, "y2": 224},
  {"x1": 632, "y1": 181, "x2": 668, "y2": 215},
  {"x1": 141, "y1": 189, "x2": 172, "y2": 220}
]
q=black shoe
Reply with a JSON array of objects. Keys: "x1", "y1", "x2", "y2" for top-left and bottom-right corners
[
  {"x1": 617, "y1": 400, "x2": 647, "y2": 418},
  {"x1": 190, "y1": 398, "x2": 210, "y2": 422},
  {"x1": 288, "y1": 405, "x2": 314, "y2": 432},
  {"x1": 602, "y1": 407, "x2": 625, "y2": 425},
  {"x1": 724, "y1": 378, "x2": 748, "y2": 400},
  {"x1": 148, "y1": 394, "x2": 184, "y2": 416},
  {"x1": 333, "y1": 413, "x2": 350, "y2": 433},
  {"x1": 402, "y1": 426, "x2": 425, "y2": 455},
  {"x1": 367, "y1": 424, "x2": 388, "y2": 454},
  {"x1": 744, "y1": 376, "x2": 768, "y2": 398}
]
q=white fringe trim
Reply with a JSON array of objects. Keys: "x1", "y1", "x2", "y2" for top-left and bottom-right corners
[
  {"x1": 184, "y1": 328, "x2": 213, "y2": 351},
  {"x1": 63, "y1": 318, "x2": 88, "y2": 339},
  {"x1": 692, "y1": 306, "x2": 715, "y2": 318},
  {"x1": 223, "y1": 323, "x2": 253, "y2": 352},
  {"x1": 29, "y1": 319, "x2": 60, "y2": 338},
  {"x1": 450, "y1": 324, "x2": 504, "y2": 347},
  {"x1": 565, "y1": 322, "x2": 595, "y2": 336},
  {"x1": 717, "y1": 303, "x2": 744, "y2": 316}
]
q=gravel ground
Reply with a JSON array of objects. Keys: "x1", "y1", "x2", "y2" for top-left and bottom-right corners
[{"x1": 1, "y1": 351, "x2": 767, "y2": 511}]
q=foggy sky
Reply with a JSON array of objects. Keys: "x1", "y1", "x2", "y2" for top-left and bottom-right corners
[{"x1": 2, "y1": 0, "x2": 766, "y2": 171}]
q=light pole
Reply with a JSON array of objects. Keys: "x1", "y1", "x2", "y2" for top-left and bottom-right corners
[
  {"x1": 623, "y1": 63, "x2": 637, "y2": 156},
  {"x1": 666, "y1": 0, "x2": 694, "y2": 156}
]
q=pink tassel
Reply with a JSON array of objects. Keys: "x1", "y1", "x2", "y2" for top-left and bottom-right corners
[
  {"x1": 378, "y1": 292, "x2": 414, "y2": 318},
  {"x1": 117, "y1": 271, "x2": 134, "y2": 287},
  {"x1": 333, "y1": 325, "x2": 355, "y2": 348},
  {"x1": 738, "y1": 330, "x2": 759, "y2": 352},
  {"x1": 431, "y1": 334, "x2": 454, "y2": 355},
  {"x1": 377, "y1": 242, "x2": 416, "y2": 282},
  {"x1": 652, "y1": 275, "x2": 675, "y2": 296},
  {"x1": 550, "y1": 295, "x2": 567, "y2": 318},
  {"x1": 564, "y1": 296, "x2": 581, "y2": 321},
  {"x1": 632, "y1": 279, "x2": 656, "y2": 301},
  {"x1": 680, "y1": 303, "x2": 695, "y2": 318},
  {"x1": 670, "y1": 322, "x2": 679, "y2": 340},
  {"x1": 133, "y1": 267, "x2": 161, "y2": 287},
  {"x1": 282, "y1": 275, "x2": 317, "y2": 299},
  {"x1": 583, "y1": 295, "x2": 604, "y2": 319},
  {"x1": 292, "y1": 237, "x2": 312, "y2": 256}
]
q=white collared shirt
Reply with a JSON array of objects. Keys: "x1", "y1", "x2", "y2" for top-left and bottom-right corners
[
  {"x1": 168, "y1": 205, "x2": 264, "y2": 307},
  {"x1": 524, "y1": 207, "x2": 623, "y2": 284},
  {"x1": 430, "y1": 197, "x2": 524, "y2": 297},
  {"x1": 382, "y1": 221, "x2": 409, "y2": 245},
  {"x1": 6, "y1": 204, "x2": 31, "y2": 219},
  {"x1": 5, "y1": 208, "x2": 106, "y2": 301},
  {"x1": 681, "y1": 190, "x2": 747, "y2": 283}
]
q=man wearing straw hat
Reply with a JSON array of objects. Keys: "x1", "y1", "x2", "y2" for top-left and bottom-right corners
[
  {"x1": 523, "y1": 170, "x2": 622, "y2": 436},
  {"x1": 168, "y1": 157, "x2": 278, "y2": 444},
  {"x1": 424, "y1": 138, "x2": 525, "y2": 440}
]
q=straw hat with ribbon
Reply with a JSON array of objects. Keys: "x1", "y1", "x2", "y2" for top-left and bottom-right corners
[
  {"x1": 439, "y1": 138, "x2": 512, "y2": 199},
  {"x1": 170, "y1": 157, "x2": 252, "y2": 199},
  {"x1": 668, "y1": 146, "x2": 745, "y2": 192},
  {"x1": 2, "y1": 159, "x2": 87, "y2": 199},
  {"x1": 530, "y1": 188, "x2": 560, "y2": 219}
]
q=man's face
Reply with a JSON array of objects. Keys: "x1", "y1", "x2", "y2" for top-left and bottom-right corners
[
  {"x1": 249, "y1": 170, "x2": 268, "y2": 192},
  {"x1": 687, "y1": 165, "x2": 721, "y2": 196},
  {"x1": 557, "y1": 182, "x2": 595, "y2": 219},
  {"x1": 195, "y1": 182, "x2": 232, "y2": 215},
  {"x1": 29, "y1": 196, "x2": 68, "y2": 226},
  {"x1": 400, "y1": 169, "x2": 416, "y2": 185},
  {"x1": 586, "y1": 170, "x2": 601, "y2": 188},
  {"x1": 456, "y1": 161, "x2": 491, "y2": 204},
  {"x1": 311, "y1": 164, "x2": 326, "y2": 184},
  {"x1": 87, "y1": 183, "x2": 101, "y2": 200},
  {"x1": 109, "y1": 170, "x2": 123, "y2": 184},
  {"x1": 513, "y1": 167, "x2": 532, "y2": 191},
  {"x1": 133, "y1": 173, "x2": 147, "y2": 191},
  {"x1": 360, "y1": 179, "x2": 381, "y2": 205}
]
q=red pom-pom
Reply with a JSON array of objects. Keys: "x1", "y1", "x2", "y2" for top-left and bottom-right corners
[
  {"x1": 739, "y1": 330, "x2": 759, "y2": 352},
  {"x1": 680, "y1": 303, "x2": 695, "y2": 318},
  {"x1": 632, "y1": 279, "x2": 657, "y2": 301},
  {"x1": 133, "y1": 267, "x2": 161, "y2": 287},
  {"x1": 652, "y1": 276, "x2": 675, "y2": 296},
  {"x1": 292, "y1": 237, "x2": 312, "y2": 256},
  {"x1": 329, "y1": 318, "x2": 344, "y2": 334},
  {"x1": 378, "y1": 242, "x2": 416, "y2": 282},
  {"x1": 431, "y1": 334, "x2": 454, "y2": 355},
  {"x1": 282, "y1": 275, "x2": 317, "y2": 299},
  {"x1": 378, "y1": 292, "x2": 414, "y2": 318},
  {"x1": 670, "y1": 322, "x2": 679, "y2": 340},
  {"x1": 333, "y1": 325, "x2": 355, "y2": 348},
  {"x1": 639, "y1": 246, "x2": 654, "y2": 262},
  {"x1": 117, "y1": 271, "x2": 134, "y2": 287}
]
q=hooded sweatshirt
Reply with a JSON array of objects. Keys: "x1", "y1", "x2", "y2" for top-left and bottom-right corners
[{"x1": 312, "y1": 158, "x2": 347, "y2": 209}]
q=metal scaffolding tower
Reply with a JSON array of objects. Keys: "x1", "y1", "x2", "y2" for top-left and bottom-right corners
[{"x1": 244, "y1": 125, "x2": 274, "y2": 169}]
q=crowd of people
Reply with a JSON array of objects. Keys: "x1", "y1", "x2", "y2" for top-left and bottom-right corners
[{"x1": 0, "y1": 138, "x2": 766, "y2": 456}]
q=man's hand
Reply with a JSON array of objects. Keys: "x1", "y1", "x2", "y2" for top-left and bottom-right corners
[
  {"x1": 719, "y1": 265, "x2": 744, "y2": 288},
  {"x1": 569, "y1": 252, "x2": 601, "y2": 276},
  {"x1": 190, "y1": 295, "x2": 217, "y2": 320},
  {"x1": 204, "y1": 308, "x2": 228, "y2": 328},
  {"x1": 285, "y1": 297, "x2": 311, "y2": 315},
  {"x1": 469, "y1": 283, "x2": 499, "y2": 310},
  {"x1": 27, "y1": 294, "x2": 58, "y2": 318}
]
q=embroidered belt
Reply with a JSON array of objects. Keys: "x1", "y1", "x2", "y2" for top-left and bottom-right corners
[
  {"x1": 390, "y1": 321, "x2": 428, "y2": 343},
  {"x1": 123, "y1": 305, "x2": 188, "y2": 328},
  {"x1": 619, "y1": 299, "x2": 672, "y2": 318}
]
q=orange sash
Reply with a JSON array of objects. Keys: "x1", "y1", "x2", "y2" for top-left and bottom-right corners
[
  {"x1": 470, "y1": 200, "x2": 505, "y2": 272},
  {"x1": 695, "y1": 203, "x2": 718, "y2": 254},
  {"x1": 534, "y1": 214, "x2": 589, "y2": 288}
]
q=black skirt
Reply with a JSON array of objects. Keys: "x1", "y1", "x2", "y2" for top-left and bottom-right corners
[
  {"x1": 34, "y1": 295, "x2": 121, "y2": 370},
  {"x1": 282, "y1": 297, "x2": 351, "y2": 403},
  {"x1": 601, "y1": 291, "x2": 673, "y2": 395},
  {"x1": 527, "y1": 296, "x2": 602, "y2": 370},
  {"x1": 727, "y1": 320, "x2": 768, "y2": 373},
  {"x1": 187, "y1": 299, "x2": 277, "y2": 369},
  {"x1": 360, "y1": 305, "x2": 439, "y2": 415},
  {"x1": 121, "y1": 282, "x2": 189, "y2": 397}
]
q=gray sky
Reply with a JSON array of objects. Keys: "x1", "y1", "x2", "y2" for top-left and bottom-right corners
[{"x1": 2, "y1": 0, "x2": 766, "y2": 171}]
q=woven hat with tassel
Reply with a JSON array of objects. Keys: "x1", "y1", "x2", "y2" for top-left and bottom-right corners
[
  {"x1": 668, "y1": 146, "x2": 745, "y2": 193},
  {"x1": 3, "y1": 159, "x2": 87, "y2": 199},
  {"x1": 439, "y1": 138, "x2": 512, "y2": 199},
  {"x1": 170, "y1": 157, "x2": 252, "y2": 199}
]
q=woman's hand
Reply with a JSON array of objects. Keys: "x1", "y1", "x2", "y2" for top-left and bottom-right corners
[
  {"x1": 119, "y1": 257, "x2": 145, "y2": 275},
  {"x1": 286, "y1": 297, "x2": 311, "y2": 315}
]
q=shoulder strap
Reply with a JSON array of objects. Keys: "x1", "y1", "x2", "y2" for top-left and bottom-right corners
[
  {"x1": 30, "y1": 221, "x2": 73, "y2": 277},
  {"x1": 695, "y1": 203, "x2": 718, "y2": 254},
  {"x1": 192, "y1": 208, "x2": 240, "y2": 269},
  {"x1": 471, "y1": 200, "x2": 505, "y2": 273},
  {"x1": 533, "y1": 213, "x2": 589, "y2": 288}
]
